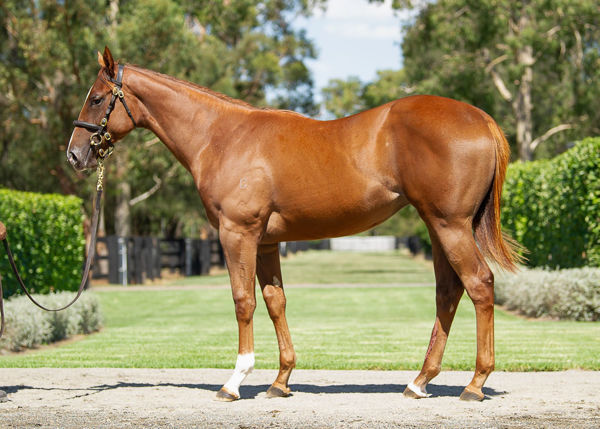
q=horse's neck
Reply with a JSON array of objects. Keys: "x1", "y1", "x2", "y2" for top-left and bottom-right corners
[{"x1": 126, "y1": 66, "x2": 247, "y2": 172}]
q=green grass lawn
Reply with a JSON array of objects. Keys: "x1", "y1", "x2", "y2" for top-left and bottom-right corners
[
  {"x1": 167, "y1": 250, "x2": 436, "y2": 286},
  {"x1": 0, "y1": 250, "x2": 598, "y2": 370}
]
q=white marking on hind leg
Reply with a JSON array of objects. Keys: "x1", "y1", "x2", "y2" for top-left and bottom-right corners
[
  {"x1": 407, "y1": 382, "x2": 431, "y2": 398},
  {"x1": 223, "y1": 353, "x2": 255, "y2": 398}
]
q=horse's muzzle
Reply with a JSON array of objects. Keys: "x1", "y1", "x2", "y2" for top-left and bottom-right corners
[{"x1": 68, "y1": 147, "x2": 97, "y2": 171}]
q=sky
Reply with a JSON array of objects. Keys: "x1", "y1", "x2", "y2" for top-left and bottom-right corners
[{"x1": 295, "y1": 0, "x2": 410, "y2": 101}]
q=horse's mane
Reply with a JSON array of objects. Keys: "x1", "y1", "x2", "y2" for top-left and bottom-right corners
[{"x1": 125, "y1": 64, "x2": 303, "y2": 116}]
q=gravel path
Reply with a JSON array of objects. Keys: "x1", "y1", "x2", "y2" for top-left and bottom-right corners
[{"x1": 1, "y1": 368, "x2": 598, "y2": 428}]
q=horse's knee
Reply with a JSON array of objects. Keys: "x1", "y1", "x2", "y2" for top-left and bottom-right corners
[{"x1": 233, "y1": 294, "x2": 256, "y2": 322}]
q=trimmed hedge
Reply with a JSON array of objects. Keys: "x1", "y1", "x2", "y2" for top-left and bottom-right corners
[
  {"x1": 495, "y1": 267, "x2": 600, "y2": 321},
  {"x1": 0, "y1": 188, "x2": 85, "y2": 297},
  {"x1": 501, "y1": 138, "x2": 600, "y2": 268},
  {"x1": 0, "y1": 291, "x2": 103, "y2": 352}
]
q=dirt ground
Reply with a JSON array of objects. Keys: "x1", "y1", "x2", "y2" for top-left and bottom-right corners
[{"x1": 0, "y1": 368, "x2": 598, "y2": 428}]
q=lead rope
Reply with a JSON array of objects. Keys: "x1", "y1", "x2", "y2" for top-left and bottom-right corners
[{"x1": 0, "y1": 160, "x2": 105, "y2": 338}]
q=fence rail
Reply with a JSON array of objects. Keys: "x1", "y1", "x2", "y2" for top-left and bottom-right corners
[
  {"x1": 91, "y1": 236, "x2": 415, "y2": 285},
  {"x1": 92, "y1": 236, "x2": 224, "y2": 285}
]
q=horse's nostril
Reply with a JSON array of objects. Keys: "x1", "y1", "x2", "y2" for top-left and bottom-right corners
[{"x1": 68, "y1": 151, "x2": 79, "y2": 166}]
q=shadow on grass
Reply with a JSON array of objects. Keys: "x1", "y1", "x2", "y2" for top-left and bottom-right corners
[{"x1": 2, "y1": 382, "x2": 505, "y2": 400}]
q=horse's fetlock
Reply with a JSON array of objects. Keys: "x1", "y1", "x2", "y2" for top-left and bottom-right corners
[
  {"x1": 479, "y1": 362, "x2": 494, "y2": 376},
  {"x1": 280, "y1": 350, "x2": 296, "y2": 369}
]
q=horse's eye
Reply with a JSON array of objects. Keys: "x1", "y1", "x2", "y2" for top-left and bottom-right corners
[{"x1": 91, "y1": 97, "x2": 103, "y2": 106}]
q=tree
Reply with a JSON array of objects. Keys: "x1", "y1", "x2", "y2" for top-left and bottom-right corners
[
  {"x1": 0, "y1": 1, "x2": 107, "y2": 196},
  {"x1": 1, "y1": 0, "x2": 325, "y2": 237},
  {"x1": 322, "y1": 69, "x2": 411, "y2": 117},
  {"x1": 321, "y1": 77, "x2": 364, "y2": 118},
  {"x1": 401, "y1": 0, "x2": 600, "y2": 161}
]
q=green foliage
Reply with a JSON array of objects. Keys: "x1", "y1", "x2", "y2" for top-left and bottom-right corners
[
  {"x1": 401, "y1": 0, "x2": 600, "y2": 160},
  {"x1": 321, "y1": 69, "x2": 411, "y2": 118},
  {"x1": 1, "y1": 0, "x2": 324, "y2": 237},
  {"x1": 501, "y1": 137, "x2": 600, "y2": 268},
  {"x1": 0, "y1": 188, "x2": 85, "y2": 297},
  {"x1": 370, "y1": 205, "x2": 423, "y2": 238},
  {"x1": 322, "y1": 76, "x2": 364, "y2": 118},
  {"x1": 0, "y1": 292, "x2": 103, "y2": 352},
  {"x1": 496, "y1": 267, "x2": 600, "y2": 321},
  {"x1": 0, "y1": 0, "x2": 106, "y2": 194},
  {"x1": 414, "y1": 221, "x2": 432, "y2": 256}
]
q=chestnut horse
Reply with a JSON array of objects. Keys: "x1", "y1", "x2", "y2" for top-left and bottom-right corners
[{"x1": 68, "y1": 48, "x2": 520, "y2": 402}]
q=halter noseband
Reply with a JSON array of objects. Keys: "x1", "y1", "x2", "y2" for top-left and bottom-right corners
[{"x1": 73, "y1": 64, "x2": 137, "y2": 160}]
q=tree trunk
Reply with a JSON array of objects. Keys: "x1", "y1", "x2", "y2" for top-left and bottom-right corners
[
  {"x1": 108, "y1": 0, "x2": 130, "y2": 236},
  {"x1": 513, "y1": 44, "x2": 534, "y2": 161},
  {"x1": 114, "y1": 155, "x2": 131, "y2": 237},
  {"x1": 511, "y1": 7, "x2": 535, "y2": 161}
]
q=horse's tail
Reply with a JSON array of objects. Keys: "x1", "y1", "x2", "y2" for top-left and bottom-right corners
[{"x1": 473, "y1": 118, "x2": 525, "y2": 272}]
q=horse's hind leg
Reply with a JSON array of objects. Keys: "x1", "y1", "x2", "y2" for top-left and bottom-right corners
[
  {"x1": 256, "y1": 243, "x2": 296, "y2": 397},
  {"x1": 423, "y1": 218, "x2": 495, "y2": 401},
  {"x1": 404, "y1": 233, "x2": 464, "y2": 399}
]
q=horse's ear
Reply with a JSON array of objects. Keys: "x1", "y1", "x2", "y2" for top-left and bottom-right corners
[
  {"x1": 102, "y1": 46, "x2": 116, "y2": 79},
  {"x1": 97, "y1": 51, "x2": 106, "y2": 68}
]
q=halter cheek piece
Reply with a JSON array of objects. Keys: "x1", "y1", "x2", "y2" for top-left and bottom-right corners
[{"x1": 73, "y1": 64, "x2": 136, "y2": 160}]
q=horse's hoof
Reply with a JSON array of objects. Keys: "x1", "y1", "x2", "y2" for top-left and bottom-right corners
[
  {"x1": 459, "y1": 388, "x2": 484, "y2": 401},
  {"x1": 266, "y1": 385, "x2": 291, "y2": 398},
  {"x1": 403, "y1": 382, "x2": 431, "y2": 399},
  {"x1": 403, "y1": 386, "x2": 423, "y2": 399},
  {"x1": 215, "y1": 387, "x2": 239, "y2": 402},
  {"x1": 0, "y1": 390, "x2": 7, "y2": 403}
]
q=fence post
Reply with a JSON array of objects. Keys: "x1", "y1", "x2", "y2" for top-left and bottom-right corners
[
  {"x1": 106, "y1": 236, "x2": 118, "y2": 284},
  {"x1": 199, "y1": 239, "x2": 211, "y2": 275},
  {"x1": 118, "y1": 236, "x2": 128, "y2": 286},
  {"x1": 143, "y1": 237, "x2": 155, "y2": 281},
  {"x1": 184, "y1": 238, "x2": 194, "y2": 276},
  {"x1": 132, "y1": 237, "x2": 144, "y2": 284},
  {"x1": 152, "y1": 237, "x2": 161, "y2": 279},
  {"x1": 103, "y1": 236, "x2": 128, "y2": 286}
]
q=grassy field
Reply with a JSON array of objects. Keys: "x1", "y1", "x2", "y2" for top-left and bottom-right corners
[
  {"x1": 166, "y1": 250, "x2": 436, "y2": 285},
  {"x1": 0, "y1": 251, "x2": 598, "y2": 370}
]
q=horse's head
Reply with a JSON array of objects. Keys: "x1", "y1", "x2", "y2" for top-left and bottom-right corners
[{"x1": 67, "y1": 46, "x2": 138, "y2": 171}]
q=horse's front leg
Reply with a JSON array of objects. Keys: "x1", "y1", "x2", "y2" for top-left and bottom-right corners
[{"x1": 216, "y1": 224, "x2": 260, "y2": 402}]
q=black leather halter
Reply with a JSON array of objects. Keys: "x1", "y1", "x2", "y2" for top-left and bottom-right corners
[{"x1": 73, "y1": 64, "x2": 137, "y2": 159}]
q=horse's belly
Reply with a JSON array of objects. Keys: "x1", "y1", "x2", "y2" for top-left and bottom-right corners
[{"x1": 261, "y1": 187, "x2": 409, "y2": 243}]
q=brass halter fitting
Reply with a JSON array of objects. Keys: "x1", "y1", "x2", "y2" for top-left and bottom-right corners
[{"x1": 96, "y1": 158, "x2": 106, "y2": 191}]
